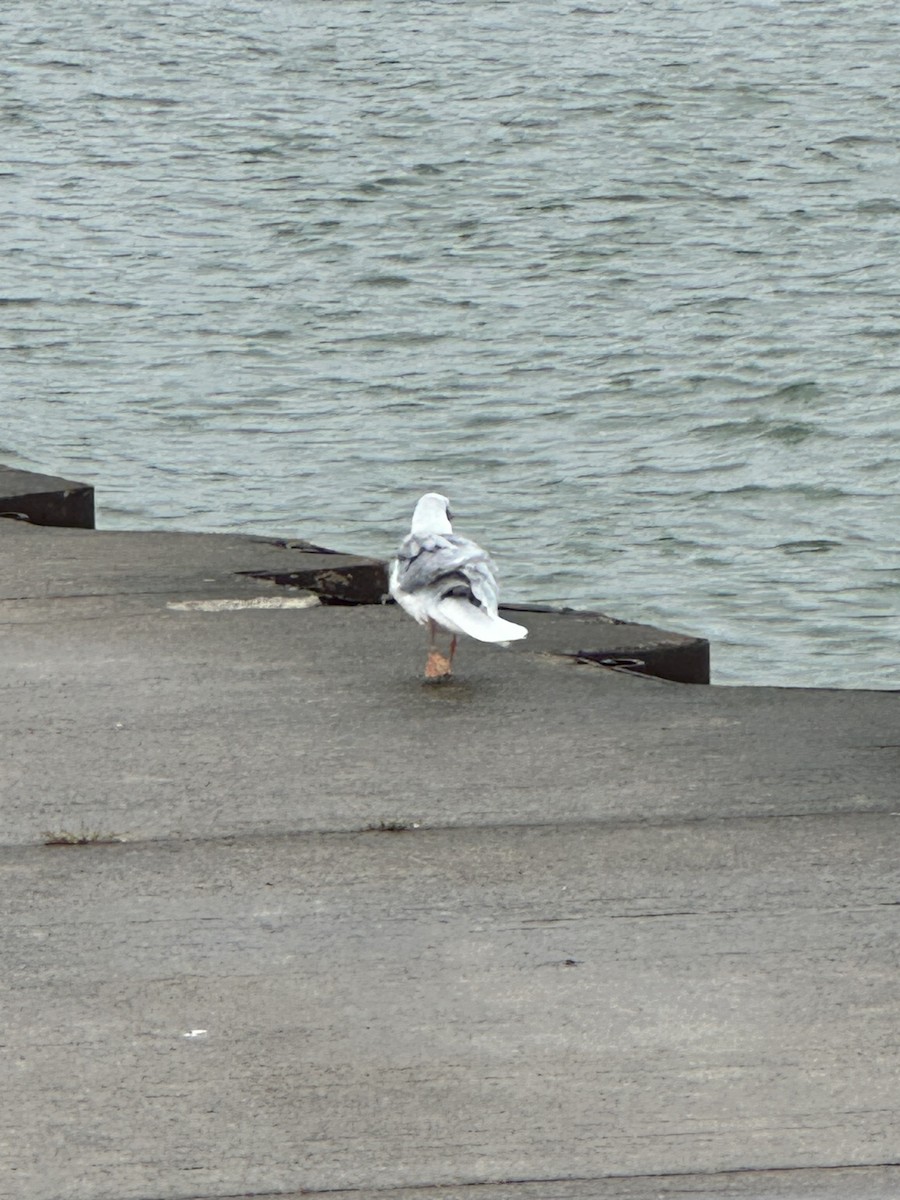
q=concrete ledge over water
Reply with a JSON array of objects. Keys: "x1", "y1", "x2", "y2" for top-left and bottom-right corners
[
  {"x1": 0, "y1": 466, "x2": 708, "y2": 684},
  {"x1": 0, "y1": 463, "x2": 95, "y2": 528},
  {"x1": 2, "y1": 467, "x2": 898, "y2": 1200}
]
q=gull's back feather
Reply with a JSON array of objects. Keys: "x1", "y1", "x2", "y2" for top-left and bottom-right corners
[{"x1": 389, "y1": 509, "x2": 527, "y2": 645}]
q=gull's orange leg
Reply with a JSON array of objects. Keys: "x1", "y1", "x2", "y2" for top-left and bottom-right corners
[{"x1": 425, "y1": 619, "x2": 452, "y2": 679}]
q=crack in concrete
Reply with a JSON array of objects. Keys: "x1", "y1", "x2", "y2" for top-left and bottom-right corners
[
  {"x1": 6, "y1": 805, "x2": 900, "y2": 855},
  {"x1": 127, "y1": 1159, "x2": 900, "y2": 1200}
]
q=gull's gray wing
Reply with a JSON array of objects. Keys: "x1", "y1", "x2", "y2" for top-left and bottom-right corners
[{"x1": 394, "y1": 533, "x2": 499, "y2": 611}]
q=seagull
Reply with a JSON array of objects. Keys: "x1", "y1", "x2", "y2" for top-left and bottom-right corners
[{"x1": 389, "y1": 492, "x2": 528, "y2": 679}]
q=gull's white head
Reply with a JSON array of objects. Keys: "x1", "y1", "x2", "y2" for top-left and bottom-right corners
[{"x1": 410, "y1": 492, "x2": 452, "y2": 536}]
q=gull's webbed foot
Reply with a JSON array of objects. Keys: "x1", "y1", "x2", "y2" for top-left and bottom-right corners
[{"x1": 425, "y1": 648, "x2": 453, "y2": 679}]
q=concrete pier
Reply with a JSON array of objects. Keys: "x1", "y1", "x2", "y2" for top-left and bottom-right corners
[
  {"x1": 0, "y1": 463, "x2": 95, "y2": 528},
  {"x1": 2, "y1": 473, "x2": 899, "y2": 1200}
]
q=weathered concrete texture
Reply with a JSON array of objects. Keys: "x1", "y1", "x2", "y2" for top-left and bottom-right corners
[
  {"x1": 325, "y1": 1168, "x2": 900, "y2": 1200},
  {"x1": 0, "y1": 512, "x2": 708, "y2": 684},
  {"x1": 240, "y1": 547, "x2": 390, "y2": 605},
  {"x1": 1, "y1": 523, "x2": 897, "y2": 847},
  {"x1": 0, "y1": 464, "x2": 95, "y2": 528},
  {"x1": 3, "y1": 574, "x2": 899, "y2": 846},
  {"x1": 5, "y1": 816, "x2": 900, "y2": 1200},
  {"x1": 273, "y1": 1166, "x2": 900, "y2": 1199},
  {"x1": 223, "y1": 1168, "x2": 900, "y2": 1200},
  {"x1": 2, "y1": 518, "x2": 900, "y2": 1200},
  {"x1": 506, "y1": 604, "x2": 710, "y2": 684},
  {"x1": 0, "y1": 520, "x2": 382, "y2": 605}
]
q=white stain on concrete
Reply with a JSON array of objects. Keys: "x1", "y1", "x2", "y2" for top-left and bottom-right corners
[{"x1": 167, "y1": 596, "x2": 320, "y2": 612}]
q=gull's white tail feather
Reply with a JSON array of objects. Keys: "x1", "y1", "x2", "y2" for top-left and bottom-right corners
[{"x1": 430, "y1": 597, "x2": 528, "y2": 645}]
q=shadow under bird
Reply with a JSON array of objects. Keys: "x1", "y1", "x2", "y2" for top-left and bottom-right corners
[{"x1": 389, "y1": 492, "x2": 528, "y2": 679}]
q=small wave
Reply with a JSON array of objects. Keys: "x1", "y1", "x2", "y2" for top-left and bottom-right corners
[
  {"x1": 237, "y1": 145, "x2": 285, "y2": 160},
  {"x1": 696, "y1": 483, "x2": 849, "y2": 500},
  {"x1": 358, "y1": 274, "x2": 411, "y2": 287},
  {"x1": 622, "y1": 461, "x2": 746, "y2": 477},
  {"x1": 855, "y1": 326, "x2": 900, "y2": 340},
  {"x1": 586, "y1": 192, "x2": 652, "y2": 203},
  {"x1": 694, "y1": 418, "x2": 821, "y2": 444},
  {"x1": 856, "y1": 199, "x2": 900, "y2": 215},
  {"x1": 770, "y1": 381, "x2": 822, "y2": 403},
  {"x1": 776, "y1": 540, "x2": 842, "y2": 555},
  {"x1": 829, "y1": 134, "x2": 897, "y2": 146}
]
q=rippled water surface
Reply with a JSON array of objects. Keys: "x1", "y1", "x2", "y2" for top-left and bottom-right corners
[{"x1": 3, "y1": 1, "x2": 899, "y2": 686}]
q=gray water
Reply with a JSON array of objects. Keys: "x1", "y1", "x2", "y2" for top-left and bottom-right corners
[{"x1": 3, "y1": 0, "x2": 899, "y2": 688}]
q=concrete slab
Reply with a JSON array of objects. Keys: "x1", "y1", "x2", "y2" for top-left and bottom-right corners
[
  {"x1": 506, "y1": 604, "x2": 709, "y2": 683},
  {"x1": 278, "y1": 1166, "x2": 900, "y2": 1199},
  {"x1": 0, "y1": 520, "x2": 383, "y2": 605},
  {"x1": 0, "y1": 520, "x2": 709, "y2": 682},
  {"x1": 0, "y1": 465, "x2": 95, "y2": 528},
  {"x1": 2, "y1": 517, "x2": 899, "y2": 1200},
  {"x1": 5, "y1": 814, "x2": 900, "y2": 1200},
  {"x1": 1, "y1": 567, "x2": 897, "y2": 846}
]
